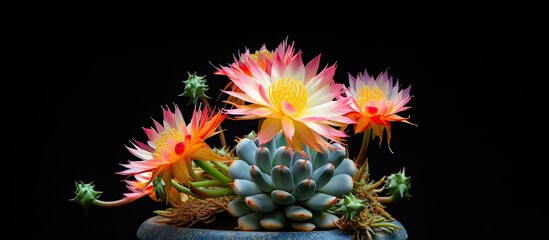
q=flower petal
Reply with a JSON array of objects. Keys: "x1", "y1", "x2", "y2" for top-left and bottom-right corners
[
  {"x1": 280, "y1": 116, "x2": 295, "y2": 141},
  {"x1": 281, "y1": 101, "x2": 297, "y2": 116},
  {"x1": 258, "y1": 118, "x2": 282, "y2": 145}
]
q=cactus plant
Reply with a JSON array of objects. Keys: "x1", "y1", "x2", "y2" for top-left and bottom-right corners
[{"x1": 228, "y1": 133, "x2": 358, "y2": 231}]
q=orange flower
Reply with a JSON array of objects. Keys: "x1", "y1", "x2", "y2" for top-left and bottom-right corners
[
  {"x1": 118, "y1": 105, "x2": 227, "y2": 192},
  {"x1": 346, "y1": 70, "x2": 415, "y2": 151}
]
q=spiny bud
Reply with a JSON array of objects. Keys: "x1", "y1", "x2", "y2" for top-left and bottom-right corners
[
  {"x1": 335, "y1": 193, "x2": 366, "y2": 221},
  {"x1": 152, "y1": 176, "x2": 166, "y2": 201},
  {"x1": 245, "y1": 130, "x2": 256, "y2": 140},
  {"x1": 178, "y1": 72, "x2": 211, "y2": 105},
  {"x1": 213, "y1": 146, "x2": 230, "y2": 157},
  {"x1": 385, "y1": 168, "x2": 411, "y2": 202},
  {"x1": 70, "y1": 181, "x2": 102, "y2": 212}
]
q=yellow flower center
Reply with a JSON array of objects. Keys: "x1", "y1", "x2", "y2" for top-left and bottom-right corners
[
  {"x1": 250, "y1": 49, "x2": 271, "y2": 62},
  {"x1": 153, "y1": 128, "x2": 185, "y2": 159},
  {"x1": 357, "y1": 86, "x2": 386, "y2": 107},
  {"x1": 269, "y1": 77, "x2": 308, "y2": 112}
]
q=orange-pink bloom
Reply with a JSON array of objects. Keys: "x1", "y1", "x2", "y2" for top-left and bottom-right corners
[
  {"x1": 214, "y1": 44, "x2": 273, "y2": 105},
  {"x1": 118, "y1": 105, "x2": 227, "y2": 191},
  {"x1": 216, "y1": 40, "x2": 354, "y2": 154},
  {"x1": 346, "y1": 70, "x2": 415, "y2": 151}
]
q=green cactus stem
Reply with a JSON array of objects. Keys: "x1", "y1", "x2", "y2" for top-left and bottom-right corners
[{"x1": 377, "y1": 168, "x2": 411, "y2": 204}]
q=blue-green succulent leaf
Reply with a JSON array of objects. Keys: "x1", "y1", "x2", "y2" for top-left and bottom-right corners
[
  {"x1": 276, "y1": 133, "x2": 287, "y2": 147},
  {"x1": 249, "y1": 165, "x2": 274, "y2": 192},
  {"x1": 237, "y1": 212, "x2": 264, "y2": 230},
  {"x1": 285, "y1": 205, "x2": 313, "y2": 221},
  {"x1": 311, "y1": 211, "x2": 340, "y2": 229},
  {"x1": 273, "y1": 146, "x2": 293, "y2": 168},
  {"x1": 301, "y1": 193, "x2": 337, "y2": 211},
  {"x1": 312, "y1": 147, "x2": 329, "y2": 170},
  {"x1": 259, "y1": 134, "x2": 277, "y2": 155},
  {"x1": 271, "y1": 165, "x2": 295, "y2": 192},
  {"x1": 333, "y1": 158, "x2": 357, "y2": 177},
  {"x1": 291, "y1": 179, "x2": 316, "y2": 201},
  {"x1": 232, "y1": 179, "x2": 263, "y2": 197},
  {"x1": 318, "y1": 174, "x2": 353, "y2": 197},
  {"x1": 260, "y1": 208, "x2": 287, "y2": 230},
  {"x1": 244, "y1": 193, "x2": 278, "y2": 213},
  {"x1": 289, "y1": 221, "x2": 316, "y2": 231},
  {"x1": 291, "y1": 159, "x2": 313, "y2": 184},
  {"x1": 292, "y1": 150, "x2": 310, "y2": 165},
  {"x1": 255, "y1": 146, "x2": 272, "y2": 174},
  {"x1": 327, "y1": 143, "x2": 346, "y2": 167},
  {"x1": 271, "y1": 190, "x2": 296, "y2": 205},
  {"x1": 236, "y1": 138, "x2": 258, "y2": 165},
  {"x1": 311, "y1": 163, "x2": 335, "y2": 189},
  {"x1": 227, "y1": 199, "x2": 253, "y2": 217},
  {"x1": 229, "y1": 160, "x2": 251, "y2": 181}
]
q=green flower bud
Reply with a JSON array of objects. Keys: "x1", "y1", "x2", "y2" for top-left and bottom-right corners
[
  {"x1": 385, "y1": 168, "x2": 411, "y2": 201},
  {"x1": 335, "y1": 193, "x2": 366, "y2": 220},
  {"x1": 70, "y1": 181, "x2": 102, "y2": 212},
  {"x1": 178, "y1": 72, "x2": 211, "y2": 105}
]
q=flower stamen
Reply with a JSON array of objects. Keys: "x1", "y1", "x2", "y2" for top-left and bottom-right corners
[
  {"x1": 250, "y1": 49, "x2": 271, "y2": 62},
  {"x1": 357, "y1": 86, "x2": 386, "y2": 108},
  {"x1": 153, "y1": 128, "x2": 185, "y2": 159},
  {"x1": 269, "y1": 77, "x2": 308, "y2": 113}
]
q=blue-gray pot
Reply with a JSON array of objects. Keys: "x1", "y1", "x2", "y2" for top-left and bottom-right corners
[{"x1": 137, "y1": 216, "x2": 408, "y2": 240}]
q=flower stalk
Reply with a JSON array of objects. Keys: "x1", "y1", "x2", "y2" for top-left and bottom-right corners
[
  {"x1": 356, "y1": 128, "x2": 371, "y2": 167},
  {"x1": 193, "y1": 160, "x2": 231, "y2": 186}
]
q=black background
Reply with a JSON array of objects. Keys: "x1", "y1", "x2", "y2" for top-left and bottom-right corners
[{"x1": 22, "y1": 24, "x2": 541, "y2": 239}]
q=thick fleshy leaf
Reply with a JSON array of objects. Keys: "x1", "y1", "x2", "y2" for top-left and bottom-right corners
[
  {"x1": 327, "y1": 143, "x2": 346, "y2": 167},
  {"x1": 238, "y1": 212, "x2": 264, "y2": 230},
  {"x1": 311, "y1": 163, "x2": 334, "y2": 189},
  {"x1": 291, "y1": 159, "x2": 313, "y2": 184},
  {"x1": 255, "y1": 147, "x2": 272, "y2": 174},
  {"x1": 245, "y1": 193, "x2": 278, "y2": 213},
  {"x1": 236, "y1": 138, "x2": 258, "y2": 165},
  {"x1": 292, "y1": 148, "x2": 310, "y2": 164},
  {"x1": 291, "y1": 179, "x2": 316, "y2": 201},
  {"x1": 275, "y1": 133, "x2": 287, "y2": 147},
  {"x1": 273, "y1": 146, "x2": 293, "y2": 168},
  {"x1": 259, "y1": 135, "x2": 277, "y2": 156},
  {"x1": 227, "y1": 199, "x2": 253, "y2": 217},
  {"x1": 312, "y1": 147, "x2": 329, "y2": 170},
  {"x1": 289, "y1": 221, "x2": 316, "y2": 231},
  {"x1": 271, "y1": 190, "x2": 296, "y2": 205},
  {"x1": 229, "y1": 160, "x2": 251, "y2": 181},
  {"x1": 232, "y1": 179, "x2": 263, "y2": 197},
  {"x1": 318, "y1": 174, "x2": 353, "y2": 197},
  {"x1": 310, "y1": 211, "x2": 339, "y2": 229},
  {"x1": 271, "y1": 165, "x2": 295, "y2": 192},
  {"x1": 285, "y1": 205, "x2": 312, "y2": 221},
  {"x1": 301, "y1": 193, "x2": 337, "y2": 211},
  {"x1": 250, "y1": 165, "x2": 274, "y2": 192},
  {"x1": 260, "y1": 208, "x2": 287, "y2": 230},
  {"x1": 333, "y1": 158, "x2": 357, "y2": 177}
]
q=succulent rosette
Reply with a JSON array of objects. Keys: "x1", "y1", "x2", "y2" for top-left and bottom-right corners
[{"x1": 227, "y1": 133, "x2": 357, "y2": 230}]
